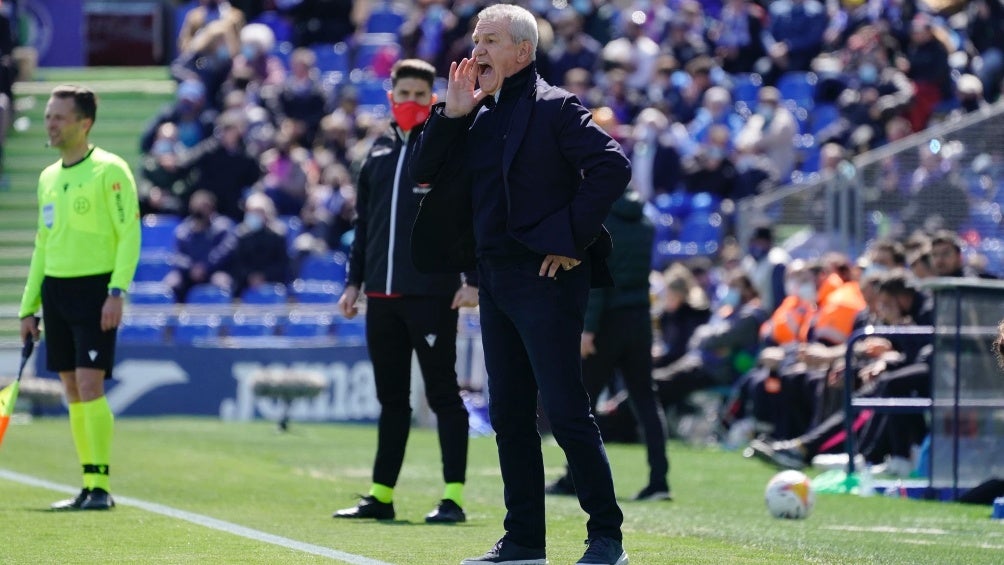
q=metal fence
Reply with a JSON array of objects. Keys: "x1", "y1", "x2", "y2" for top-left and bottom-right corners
[{"x1": 736, "y1": 102, "x2": 1004, "y2": 264}]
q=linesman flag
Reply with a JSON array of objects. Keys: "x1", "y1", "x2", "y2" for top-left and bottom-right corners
[{"x1": 0, "y1": 337, "x2": 35, "y2": 450}]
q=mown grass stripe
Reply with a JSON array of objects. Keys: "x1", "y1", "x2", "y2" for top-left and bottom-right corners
[{"x1": 0, "y1": 469, "x2": 395, "y2": 565}]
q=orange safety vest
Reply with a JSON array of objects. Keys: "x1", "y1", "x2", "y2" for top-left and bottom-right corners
[
  {"x1": 759, "y1": 295, "x2": 814, "y2": 345},
  {"x1": 804, "y1": 280, "x2": 866, "y2": 345}
]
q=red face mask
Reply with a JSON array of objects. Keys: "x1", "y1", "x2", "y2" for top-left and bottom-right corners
[{"x1": 389, "y1": 98, "x2": 433, "y2": 132}]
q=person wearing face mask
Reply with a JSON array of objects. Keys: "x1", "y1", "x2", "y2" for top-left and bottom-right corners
[
  {"x1": 746, "y1": 269, "x2": 933, "y2": 474},
  {"x1": 653, "y1": 271, "x2": 767, "y2": 420},
  {"x1": 177, "y1": 0, "x2": 245, "y2": 55},
  {"x1": 734, "y1": 86, "x2": 796, "y2": 180},
  {"x1": 165, "y1": 190, "x2": 235, "y2": 302},
  {"x1": 217, "y1": 191, "x2": 288, "y2": 298},
  {"x1": 333, "y1": 59, "x2": 479, "y2": 526},
  {"x1": 171, "y1": 20, "x2": 238, "y2": 111},
  {"x1": 742, "y1": 225, "x2": 789, "y2": 312}
]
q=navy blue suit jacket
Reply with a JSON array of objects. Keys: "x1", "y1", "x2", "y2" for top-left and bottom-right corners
[{"x1": 410, "y1": 70, "x2": 630, "y2": 287}]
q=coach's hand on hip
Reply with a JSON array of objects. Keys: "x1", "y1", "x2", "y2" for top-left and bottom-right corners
[
  {"x1": 540, "y1": 254, "x2": 580, "y2": 278},
  {"x1": 101, "y1": 294, "x2": 124, "y2": 332}
]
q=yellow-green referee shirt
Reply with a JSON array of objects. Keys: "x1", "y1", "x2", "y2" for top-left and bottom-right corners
[{"x1": 18, "y1": 146, "x2": 142, "y2": 319}]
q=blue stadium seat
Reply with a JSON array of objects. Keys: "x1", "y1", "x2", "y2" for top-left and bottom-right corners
[
  {"x1": 173, "y1": 314, "x2": 222, "y2": 344},
  {"x1": 291, "y1": 279, "x2": 343, "y2": 303},
  {"x1": 133, "y1": 259, "x2": 173, "y2": 283},
  {"x1": 225, "y1": 313, "x2": 277, "y2": 337},
  {"x1": 141, "y1": 214, "x2": 180, "y2": 254},
  {"x1": 311, "y1": 42, "x2": 350, "y2": 74},
  {"x1": 730, "y1": 73, "x2": 762, "y2": 107},
  {"x1": 653, "y1": 190, "x2": 691, "y2": 218},
  {"x1": 333, "y1": 316, "x2": 367, "y2": 345},
  {"x1": 356, "y1": 78, "x2": 391, "y2": 106},
  {"x1": 777, "y1": 72, "x2": 816, "y2": 109},
  {"x1": 366, "y1": 7, "x2": 405, "y2": 34},
  {"x1": 811, "y1": 104, "x2": 841, "y2": 135},
  {"x1": 679, "y1": 212, "x2": 724, "y2": 255},
  {"x1": 185, "y1": 283, "x2": 232, "y2": 304},
  {"x1": 279, "y1": 215, "x2": 303, "y2": 253},
  {"x1": 241, "y1": 283, "x2": 288, "y2": 304},
  {"x1": 354, "y1": 33, "x2": 401, "y2": 75},
  {"x1": 298, "y1": 251, "x2": 348, "y2": 282},
  {"x1": 689, "y1": 192, "x2": 721, "y2": 214},
  {"x1": 282, "y1": 311, "x2": 333, "y2": 337},
  {"x1": 119, "y1": 315, "x2": 168, "y2": 344},
  {"x1": 129, "y1": 286, "x2": 175, "y2": 305}
]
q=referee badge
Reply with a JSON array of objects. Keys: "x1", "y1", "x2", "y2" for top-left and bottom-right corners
[{"x1": 42, "y1": 203, "x2": 54, "y2": 228}]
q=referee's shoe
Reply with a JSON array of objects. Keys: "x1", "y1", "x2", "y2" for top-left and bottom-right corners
[{"x1": 81, "y1": 488, "x2": 115, "y2": 510}]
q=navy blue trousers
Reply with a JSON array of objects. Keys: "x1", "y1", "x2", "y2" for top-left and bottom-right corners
[{"x1": 478, "y1": 258, "x2": 623, "y2": 548}]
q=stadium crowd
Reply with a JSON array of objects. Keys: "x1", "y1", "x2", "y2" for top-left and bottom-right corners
[{"x1": 132, "y1": 0, "x2": 1004, "y2": 476}]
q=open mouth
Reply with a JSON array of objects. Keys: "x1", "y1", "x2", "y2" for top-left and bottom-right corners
[{"x1": 477, "y1": 62, "x2": 494, "y2": 80}]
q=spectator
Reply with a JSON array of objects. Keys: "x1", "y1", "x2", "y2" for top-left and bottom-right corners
[
  {"x1": 929, "y1": 230, "x2": 996, "y2": 279},
  {"x1": 178, "y1": 111, "x2": 263, "y2": 222},
  {"x1": 667, "y1": 55, "x2": 715, "y2": 125},
  {"x1": 952, "y1": 74, "x2": 990, "y2": 117},
  {"x1": 664, "y1": 16, "x2": 709, "y2": 69},
  {"x1": 653, "y1": 262, "x2": 712, "y2": 369},
  {"x1": 967, "y1": 0, "x2": 1004, "y2": 103},
  {"x1": 708, "y1": 0, "x2": 764, "y2": 73},
  {"x1": 165, "y1": 190, "x2": 235, "y2": 302},
  {"x1": 400, "y1": 1, "x2": 460, "y2": 77},
  {"x1": 601, "y1": 10, "x2": 660, "y2": 91},
  {"x1": 219, "y1": 191, "x2": 289, "y2": 298},
  {"x1": 898, "y1": 14, "x2": 952, "y2": 132},
  {"x1": 178, "y1": 0, "x2": 245, "y2": 55},
  {"x1": 259, "y1": 129, "x2": 309, "y2": 217},
  {"x1": 629, "y1": 108, "x2": 682, "y2": 201},
  {"x1": 902, "y1": 145, "x2": 968, "y2": 233},
  {"x1": 268, "y1": 47, "x2": 328, "y2": 145},
  {"x1": 548, "y1": 9, "x2": 602, "y2": 84},
  {"x1": 287, "y1": 0, "x2": 355, "y2": 46},
  {"x1": 171, "y1": 19, "x2": 238, "y2": 110},
  {"x1": 230, "y1": 22, "x2": 286, "y2": 103},
  {"x1": 732, "y1": 136, "x2": 780, "y2": 200},
  {"x1": 140, "y1": 79, "x2": 218, "y2": 153},
  {"x1": 138, "y1": 122, "x2": 187, "y2": 217},
  {"x1": 742, "y1": 225, "x2": 789, "y2": 312},
  {"x1": 735, "y1": 86, "x2": 798, "y2": 179},
  {"x1": 686, "y1": 85, "x2": 742, "y2": 145},
  {"x1": 761, "y1": 0, "x2": 828, "y2": 81},
  {"x1": 682, "y1": 124, "x2": 738, "y2": 199},
  {"x1": 654, "y1": 271, "x2": 767, "y2": 409}
]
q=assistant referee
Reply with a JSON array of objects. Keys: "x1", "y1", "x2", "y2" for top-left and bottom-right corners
[{"x1": 19, "y1": 85, "x2": 141, "y2": 511}]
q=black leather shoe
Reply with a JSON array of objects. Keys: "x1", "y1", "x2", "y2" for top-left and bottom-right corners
[
  {"x1": 461, "y1": 537, "x2": 547, "y2": 564},
  {"x1": 333, "y1": 495, "x2": 395, "y2": 520},
  {"x1": 50, "y1": 488, "x2": 90, "y2": 511},
  {"x1": 80, "y1": 488, "x2": 115, "y2": 510},
  {"x1": 425, "y1": 499, "x2": 466, "y2": 523}
]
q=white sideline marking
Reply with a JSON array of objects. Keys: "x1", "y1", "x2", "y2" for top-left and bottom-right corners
[{"x1": 0, "y1": 469, "x2": 393, "y2": 565}]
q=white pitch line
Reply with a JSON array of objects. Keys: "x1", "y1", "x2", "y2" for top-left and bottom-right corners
[{"x1": 0, "y1": 469, "x2": 394, "y2": 565}]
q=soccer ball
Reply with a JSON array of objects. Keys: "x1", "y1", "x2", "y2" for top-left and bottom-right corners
[{"x1": 765, "y1": 470, "x2": 815, "y2": 519}]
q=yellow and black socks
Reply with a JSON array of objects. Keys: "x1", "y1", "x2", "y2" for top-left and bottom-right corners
[
  {"x1": 369, "y1": 483, "x2": 394, "y2": 504},
  {"x1": 80, "y1": 396, "x2": 114, "y2": 492},
  {"x1": 68, "y1": 402, "x2": 92, "y2": 490},
  {"x1": 444, "y1": 482, "x2": 464, "y2": 507}
]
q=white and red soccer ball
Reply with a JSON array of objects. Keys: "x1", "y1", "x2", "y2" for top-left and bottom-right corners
[{"x1": 765, "y1": 470, "x2": 815, "y2": 519}]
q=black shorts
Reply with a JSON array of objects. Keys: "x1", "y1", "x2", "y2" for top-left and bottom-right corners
[{"x1": 41, "y1": 273, "x2": 117, "y2": 379}]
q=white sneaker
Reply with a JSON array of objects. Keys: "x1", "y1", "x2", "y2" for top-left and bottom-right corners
[
  {"x1": 871, "y1": 456, "x2": 913, "y2": 477},
  {"x1": 810, "y1": 453, "x2": 865, "y2": 472}
]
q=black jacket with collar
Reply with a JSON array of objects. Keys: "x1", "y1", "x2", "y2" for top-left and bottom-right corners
[
  {"x1": 347, "y1": 123, "x2": 465, "y2": 297},
  {"x1": 409, "y1": 65, "x2": 630, "y2": 287}
]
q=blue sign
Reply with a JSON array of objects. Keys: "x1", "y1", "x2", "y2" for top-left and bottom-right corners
[
  {"x1": 34, "y1": 341, "x2": 382, "y2": 422},
  {"x1": 22, "y1": 0, "x2": 85, "y2": 67}
]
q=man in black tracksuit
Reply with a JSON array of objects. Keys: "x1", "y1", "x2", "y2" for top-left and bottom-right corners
[
  {"x1": 544, "y1": 188, "x2": 671, "y2": 502},
  {"x1": 333, "y1": 59, "x2": 478, "y2": 524}
]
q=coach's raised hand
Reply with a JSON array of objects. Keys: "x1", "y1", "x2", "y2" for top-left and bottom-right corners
[{"x1": 443, "y1": 58, "x2": 487, "y2": 119}]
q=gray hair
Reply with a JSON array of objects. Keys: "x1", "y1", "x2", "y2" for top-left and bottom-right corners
[{"x1": 477, "y1": 4, "x2": 538, "y2": 61}]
